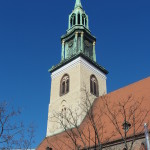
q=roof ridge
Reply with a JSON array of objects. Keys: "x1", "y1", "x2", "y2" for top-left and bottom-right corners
[{"x1": 108, "y1": 76, "x2": 150, "y2": 95}]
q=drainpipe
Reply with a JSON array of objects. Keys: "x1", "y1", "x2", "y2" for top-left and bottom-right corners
[{"x1": 144, "y1": 123, "x2": 150, "y2": 150}]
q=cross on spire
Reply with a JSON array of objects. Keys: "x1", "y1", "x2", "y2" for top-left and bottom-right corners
[{"x1": 74, "y1": 0, "x2": 82, "y2": 9}]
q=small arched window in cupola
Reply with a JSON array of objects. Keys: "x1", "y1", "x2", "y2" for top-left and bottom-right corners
[
  {"x1": 90, "y1": 75, "x2": 99, "y2": 97},
  {"x1": 72, "y1": 14, "x2": 76, "y2": 25},
  {"x1": 82, "y1": 15, "x2": 85, "y2": 26},
  {"x1": 73, "y1": 15, "x2": 76, "y2": 25},
  {"x1": 60, "y1": 74, "x2": 70, "y2": 96},
  {"x1": 85, "y1": 18, "x2": 87, "y2": 27},
  {"x1": 78, "y1": 13, "x2": 80, "y2": 25},
  {"x1": 71, "y1": 14, "x2": 76, "y2": 26},
  {"x1": 70, "y1": 18, "x2": 73, "y2": 27},
  {"x1": 82, "y1": 15, "x2": 84, "y2": 25}
]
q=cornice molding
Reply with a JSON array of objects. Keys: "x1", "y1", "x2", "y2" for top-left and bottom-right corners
[{"x1": 51, "y1": 57, "x2": 107, "y2": 80}]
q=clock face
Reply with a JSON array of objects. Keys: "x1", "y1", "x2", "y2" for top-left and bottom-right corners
[
  {"x1": 68, "y1": 40, "x2": 73, "y2": 48},
  {"x1": 84, "y1": 40, "x2": 93, "y2": 58},
  {"x1": 84, "y1": 40, "x2": 90, "y2": 47},
  {"x1": 68, "y1": 40, "x2": 74, "y2": 57}
]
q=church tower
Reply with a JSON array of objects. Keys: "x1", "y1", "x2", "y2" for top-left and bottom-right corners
[{"x1": 46, "y1": 0, "x2": 108, "y2": 136}]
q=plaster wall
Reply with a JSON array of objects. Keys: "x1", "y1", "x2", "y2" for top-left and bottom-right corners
[{"x1": 46, "y1": 57, "x2": 107, "y2": 136}]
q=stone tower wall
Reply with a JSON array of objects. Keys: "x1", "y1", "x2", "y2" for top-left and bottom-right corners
[{"x1": 46, "y1": 57, "x2": 107, "y2": 136}]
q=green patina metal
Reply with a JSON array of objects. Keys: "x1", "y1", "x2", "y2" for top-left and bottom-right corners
[
  {"x1": 49, "y1": 0, "x2": 108, "y2": 75},
  {"x1": 61, "y1": 0, "x2": 97, "y2": 62},
  {"x1": 49, "y1": 53, "x2": 109, "y2": 75}
]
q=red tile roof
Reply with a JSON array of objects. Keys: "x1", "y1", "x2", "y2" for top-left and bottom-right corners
[{"x1": 37, "y1": 76, "x2": 150, "y2": 150}]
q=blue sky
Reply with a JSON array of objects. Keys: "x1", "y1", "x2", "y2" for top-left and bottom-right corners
[{"x1": 0, "y1": 0, "x2": 150, "y2": 148}]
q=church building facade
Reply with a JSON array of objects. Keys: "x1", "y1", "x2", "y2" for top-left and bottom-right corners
[
  {"x1": 46, "y1": 0, "x2": 108, "y2": 137},
  {"x1": 37, "y1": 0, "x2": 150, "y2": 150}
]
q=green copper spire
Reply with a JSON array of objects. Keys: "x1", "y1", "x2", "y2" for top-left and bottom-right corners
[
  {"x1": 75, "y1": 0, "x2": 82, "y2": 9},
  {"x1": 68, "y1": 0, "x2": 89, "y2": 30},
  {"x1": 60, "y1": 0, "x2": 97, "y2": 63}
]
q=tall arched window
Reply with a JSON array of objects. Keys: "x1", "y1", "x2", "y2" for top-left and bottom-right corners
[
  {"x1": 60, "y1": 100, "x2": 67, "y2": 127},
  {"x1": 62, "y1": 106, "x2": 67, "y2": 125},
  {"x1": 90, "y1": 75, "x2": 99, "y2": 96},
  {"x1": 60, "y1": 74, "x2": 69, "y2": 96}
]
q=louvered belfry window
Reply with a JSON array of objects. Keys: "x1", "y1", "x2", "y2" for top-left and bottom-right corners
[
  {"x1": 60, "y1": 74, "x2": 69, "y2": 96},
  {"x1": 90, "y1": 75, "x2": 99, "y2": 97}
]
